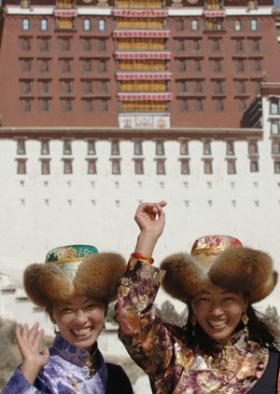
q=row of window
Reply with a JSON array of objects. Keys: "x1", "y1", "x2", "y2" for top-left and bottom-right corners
[
  {"x1": 21, "y1": 17, "x2": 260, "y2": 34},
  {"x1": 15, "y1": 139, "x2": 260, "y2": 157},
  {"x1": 21, "y1": 18, "x2": 106, "y2": 32},
  {"x1": 19, "y1": 37, "x2": 109, "y2": 52},
  {"x1": 174, "y1": 37, "x2": 261, "y2": 53},
  {"x1": 14, "y1": 157, "x2": 280, "y2": 175},
  {"x1": 20, "y1": 79, "x2": 109, "y2": 95},
  {"x1": 176, "y1": 79, "x2": 261, "y2": 95},
  {"x1": 174, "y1": 18, "x2": 260, "y2": 33},
  {"x1": 19, "y1": 57, "x2": 109, "y2": 74},
  {"x1": 178, "y1": 97, "x2": 255, "y2": 113}
]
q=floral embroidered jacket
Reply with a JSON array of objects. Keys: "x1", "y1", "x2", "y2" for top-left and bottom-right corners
[
  {"x1": 115, "y1": 258, "x2": 272, "y2": 394},
  {"x1": 2, "y1": 335, "x2": 108, "y2": 394}
]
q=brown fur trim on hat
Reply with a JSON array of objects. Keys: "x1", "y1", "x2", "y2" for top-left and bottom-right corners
[
  {"x1": 160, "y1": 253, "x2": 208, "y2": 302},
  {"x1": 24, "y1": 264, "x2": 74, "y2": 308},
  {"x1": 74, "y1": 253, "x2": 127, "y2": 303},
  {"x1": 209, "y1": 247, "x2": 278, "y2": 303}
]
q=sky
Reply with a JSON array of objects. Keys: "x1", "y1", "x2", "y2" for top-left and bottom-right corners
[{"x1": 275, "y1": 0, "x2": 280, "y2": 6}]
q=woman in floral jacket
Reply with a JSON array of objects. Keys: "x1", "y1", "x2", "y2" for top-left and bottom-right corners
[
  {"x1": 2, "y1": 244, "x2": 133, "y2": 394},
  {"x1": 115, "y1": 202, "x2": 280, "y2": 393}
]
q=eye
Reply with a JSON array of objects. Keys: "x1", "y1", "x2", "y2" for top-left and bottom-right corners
[{"x1": 60, "y1": 307, "x2": 73, "y2": 314}]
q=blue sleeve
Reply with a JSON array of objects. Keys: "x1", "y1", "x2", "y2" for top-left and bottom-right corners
[{"x1": 1, "y1": 368, "x2": 40, "y2": 394}]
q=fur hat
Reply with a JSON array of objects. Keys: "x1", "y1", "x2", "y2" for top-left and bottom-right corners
[
  {"x1": 24, "y1": 244, "x2": 126, "y2": 307},
  {"x1": 160, "y1": 235, "x2": 278, "y2": 304}
]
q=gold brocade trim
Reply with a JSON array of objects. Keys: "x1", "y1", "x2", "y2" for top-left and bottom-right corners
[
  {"x1": 47, "y1": 258, "x2": 82, "y2": 264},
  {"x1": 192, "y1": 247, "x2": 226, "y2": 256}
]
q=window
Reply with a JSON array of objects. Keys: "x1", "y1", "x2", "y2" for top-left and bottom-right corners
[
  {"x1": 98, "y1": 19, "x2": 106, "y2": 32},
  {"x1": 212, "y1": 79, "x2": 224, "y2": 95},
  {"x1": 21, "y1": 98, "x2": 33, "y2": 112},
  {"x1": 274, "y1": 161, "x2": 280, "y2": 174},
  {"x1": 82, "y1": 59, "x2": 93, "y2": 73},
  {"x1": 97, "y1": 60, "x2": 107, "y2": 73},
  {"x1": 194, "y1": 99, "x2": 204, "y2": 112},
  {"x1": 83, "y1": 19, "x2": 92, "y2": 31},
  {"x1": 238, "y1": 98, "x2": 248, "y2": 112},
  {"x1": 250, "y1": 160, "x2": 259, "y2": 173},
  {"x1": 203, "y1": 141, "x2": 211, "y2": 155},
  {"x1": 20, "y1": 79, "x2": 32, "y2": 94},
  {"x1": 227, "y1": 159, "x2": 236, "y2": 175},
  {"x1": 215, "y1": 98, "x2": 224, "y2": 112},
  {"x1": 61, "y1": 98, "x2": 74, "y2": 112},
  {"x1": 226, "y1": 141, "x2": 235, "y2": 156},
  {"x1": 251, "y1": 38, "x2": 260, "y2": 52},
  {"x1": 235, "y1": 38, "x2": 244, "y2": 52},
  {"x1": 211, "y1": 58, "x2": 223, "y2": 73},
  {"x1": 155, "y1": 141, "x2": 165, "y2": 156},
  {"x1": 192, "y1": 39, "x2": 201, "y2": 52},
  {"x1": 97, "y1": 38, "x2": 106, "y2": 51},
  {"x1": 39, "y1": 98, "x2": 51, "y2": 112},
  {"x1": 156, "y1": 159, "x2": 166, "y2": 175},
  {"x1": 180, "y1": 140, "x2": 189, "y2": 155},
  {"x1": 191, "y1": 19, "x2": 199, "y2": 31},
  {"x1": 81, "y1": 38, "x2": 92, "y2": 51},
  {"x1": 270, "y1": 99, "x2": 280, "y2": 115},
  {"x1": 134, "y1": 159, "x2": 144, "y2": 175},
  {"x1": 111, "y1": 141, "x2": 120, "y2": 156},
  {"x1": 100, "y1": 99, "x2": 108, "y2": 112},
  {"x1": 193, "y1": 80, "x2": 204, "y2": 94},
  {"x1": 63, "y1": 140, "x2": 72, "y2": 155},
  {"x1": 60, "y1": 58, "x2": 72, "y2": 73},
  {"x1": 235, "y1": 79, "x2": 247, "y2": 95},
  {"x1": 179, "y1": 99, "x2": 189, "y2": 112},
  {"x1": 271, "y1": 121, "x2": 280, "y2": 135},
  {"x1": 180, "y1": 159, "x2": 190, "y2": 175},
  {"x1": 20, "y1": 58, "x2": 32, "y2": 72},
  {"x1": 17, "y1": 140, "x2": 26, "y2": 155},
  {"x1": 22, "y1": 18, "x2": 31, "y2": 31},
  {"x1": 234, "y1": 19, "x2": 242, "y2": 31},
  {"x1": 41, "y1": 159, "x2": 50, "y2": 175},
  {"x1": 40, "y1": 19, "x2": 48, "y2": 32},
  {"x1": 83, "y1": 98, "x2": 95, "y2": 112},
  {"x1": 17, "y1": 159, "x2": 27, "y2": 175},
  {"x1": 209, "y1": 38, "x2": 221, "y2": 52},
  {"x1": 87, "y1": 140, "x2": 96, "y2": 155},
  {"x1": 59, "y1": 37, "x2": 72, "y2": 51},
  {"x1": 111, "y1": 159, "x2": 121, "y2": 175},
  {"x1": 248, "y1": 141, "x2": 258, "y2": 155},
  {"x1": 38, "y1": 38, "x2": 50, "y2": 52},
  {"x1": 175, "y1": 18, "x2": 184, "y2": 31},
  {"x1": 39, "y1": 79, "x2": 50, "y2": 94},
  {"x1": 203, "y1": 159, "x2": 213, "y2": 174},
  {"x1": 251, "y1": 58, "x2": 262, "y2": 72},
  {"x1": 63, "y1": 159, "x2": 73, "y2": 174},
  {"x1": 57, "y1": 17, "x2": 74, "y2": 30},
  {"x1": 61, "y1": 79, "x2": 73, "y2": 94},
  {"x1": 20, "y1": 37, "x2": 32, "y2": 51},
  {"x1": 235, "y1": 59, "x2": 246, "y2": 73},
  {"x1": 250, "y1": 19, "x2": 259, "y2": 31},
  {"x1": 41, "y1": 140, "x2": 50, "y2": 155},
  {"x1": 272, "y1": 141, "x2": 280, "y2": 155},
  {"x1": 178, "y1": 80, "x2": 188, "y2": 94},
  {"x1": 87, "y1": 159, "x2": 97, "y2": 174},
  {"x1": 38, "y1": 59, "x2": 50, "y2": 74},
  {"x1": 134, "y1": 141, "x2": 143, "y2": 156},
  {"x1": 193, "y1": 59, "x2": 201, "y2": 72}
]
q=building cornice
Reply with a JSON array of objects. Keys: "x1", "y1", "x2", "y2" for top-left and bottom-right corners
[
  {"x1": 4, "y1": 5, "x2": 273, "y2": 17},
  {"x1": 0, "y1": 127, "x2": 263, "y2": 140}
]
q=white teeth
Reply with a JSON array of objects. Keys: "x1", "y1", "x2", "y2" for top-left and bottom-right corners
[
  {"x1": 72, "y1": 328, "x2": 92, "y2": 337},
  {"x1": 208, "y1": 321, "x2": 227, "y2": 328}
]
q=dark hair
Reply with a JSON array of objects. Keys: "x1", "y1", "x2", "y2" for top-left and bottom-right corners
[{"x1": 184, "y1": 305, "x2": 279, "y2": 356}]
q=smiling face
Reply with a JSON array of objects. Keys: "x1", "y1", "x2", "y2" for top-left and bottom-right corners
[
  {"x1": 50, "y1": 294, "x2": 106, "y2": 352},
  {"x1": 191, "y1": 282, "x2": 248, "y2": 343}
]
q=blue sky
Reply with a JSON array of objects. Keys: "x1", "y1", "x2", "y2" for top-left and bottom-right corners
[{"x1": 275, "y1": 0, "x2": 280, "y2": 6}]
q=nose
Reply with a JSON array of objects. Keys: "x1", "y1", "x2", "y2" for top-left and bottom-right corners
[
  {"x1": 74, "y1": 309, "x2": 87, "y2": 324},
  {"x1": 209, "y1": 302, "x2": 224, "y2": 316}
]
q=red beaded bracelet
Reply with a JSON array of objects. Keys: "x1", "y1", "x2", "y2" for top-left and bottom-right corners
[{"x1": 131, "y1": 252, "x2": 154, "y2": 265}]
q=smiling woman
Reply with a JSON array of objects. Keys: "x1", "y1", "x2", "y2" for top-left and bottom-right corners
[
  {"x1": 115, "y1": 202, "x2": 280, "y2": 394},
  {"x1": 2, "y1": 245, "x2": 133, "y2": 394}
]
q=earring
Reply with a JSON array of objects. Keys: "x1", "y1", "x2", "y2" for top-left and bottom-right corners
[
  {"x1": 53, "y1": 324, "x2": 60, "y2": 335},
  {"x1": 242, "y1": 313, "x2": 249, "y2": 335},
  {"x1": 191, "y1": 316, "x2": 196, "y2": 336}
]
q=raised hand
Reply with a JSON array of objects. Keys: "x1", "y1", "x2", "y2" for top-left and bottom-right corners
[
  {"x1": 134, "y1": 201, "x2": 166, "y2": 257},
  {"x1": 16, "y1": 322, "x2": 49, "y2": 384}
]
